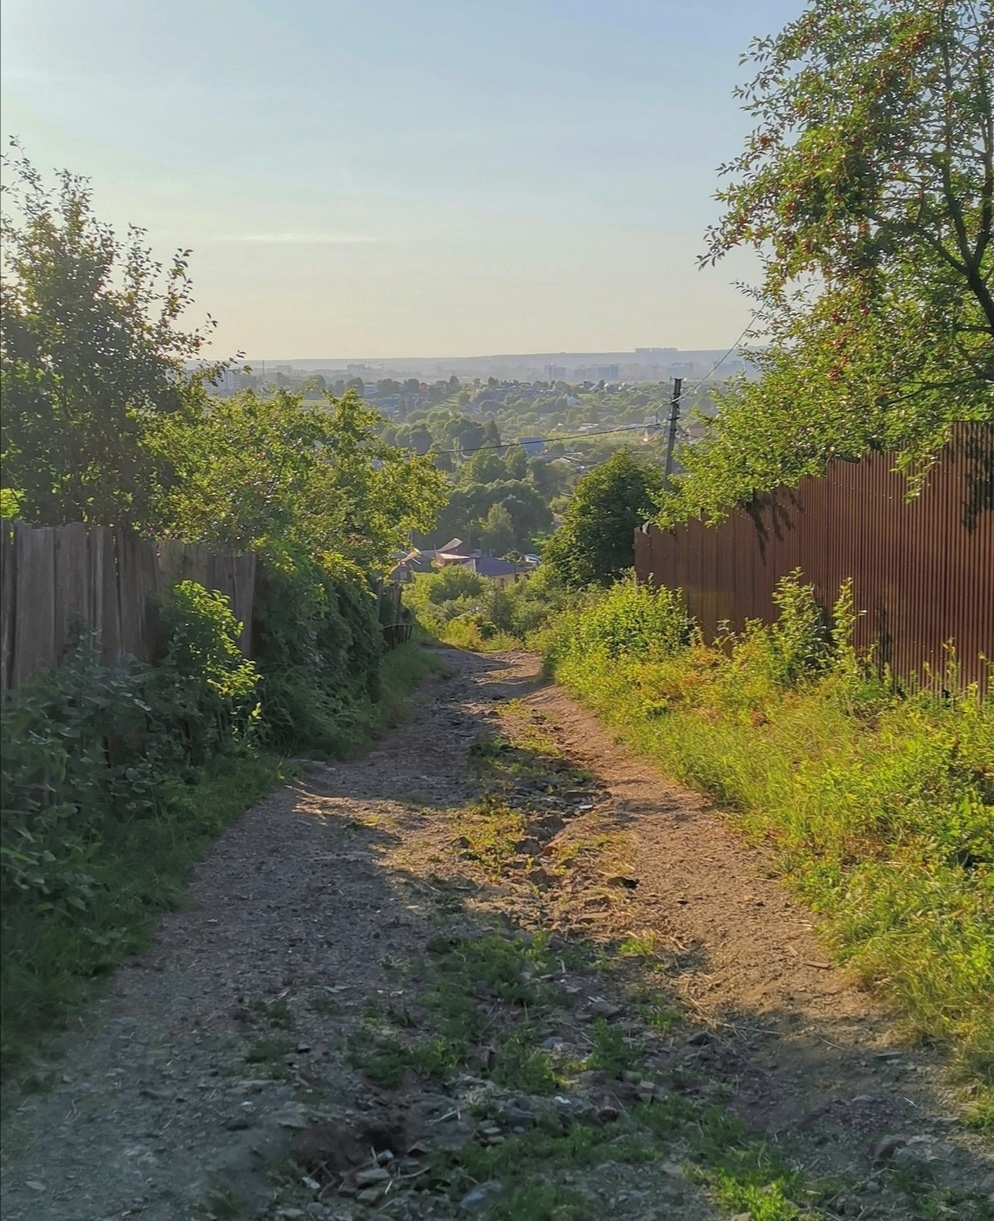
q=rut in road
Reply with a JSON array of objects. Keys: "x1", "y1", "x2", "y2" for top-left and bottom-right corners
[{"x1": 2, "y1": 647, "x2": 991, "y2": 1221}]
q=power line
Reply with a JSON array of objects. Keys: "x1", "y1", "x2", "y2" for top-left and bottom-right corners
[
  {"x1": 422, "y1": 340, "x2": 754, "y2": 458},
  {"x1": 432, "y1": 422, "x2": 651, "y2": 457},
  {"x1": 676, "y1": 323, "x2": 753, "y2": 401}
]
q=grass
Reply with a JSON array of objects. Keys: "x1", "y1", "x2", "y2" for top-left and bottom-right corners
[
  {"x1": 455, "y1": 799, "x2": 528, "y2": 876},
  {"x1": 243, "y1": 1034, "x2": 297, "y2": 1079},
  {"x1": 0, "y1": 640, "x2": 437, "y2": 1085},
  {"x1": 543, "y1": 581, "x2": 994, "y2": 1093},
  {"x1": 368, "y1": 640, "x2": 443, "y2": 740},
  {"x1": 1, "y1": 750, "x2": 293, "y2": 1084},
  {"x1": 585, "y1": 1018, "x2": 642, "y2": 1076},
  {"x1": 348, "y1": 930, "x2": 562, "y2": 1091},
  {"x1": 346, "y1": 916, "x2": 836, "y2": 1220}
]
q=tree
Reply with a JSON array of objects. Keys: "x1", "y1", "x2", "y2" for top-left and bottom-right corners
[
  {"x1": 544, "y1": 450, "x2": 663, "y2": 588},
  {"x1": 0, "y1": 146, "x2": 221, "y2": 526},
  {"x1": 503, "y1": 444, "x2": 528, "y2": 480},
  {"x1": 151, "y1": 389, "x2": 446, "y2": 569},
  {"x1": 678, "y1": 0, "x2": 994, "y2": 522},
  {"x1": 463, "y1": 448, "x2": 508, "y2": 485},
  {"x1": 477, "y1": 503, "x2": 515, "y2": 556},
  {"x1": 304, "y1": 373, "x2": 326, "y2": 399}
]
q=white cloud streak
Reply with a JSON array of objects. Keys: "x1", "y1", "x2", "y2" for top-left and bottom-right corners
[{"x1": 212, "y1": 232, "x2": 379, "y2": 244}]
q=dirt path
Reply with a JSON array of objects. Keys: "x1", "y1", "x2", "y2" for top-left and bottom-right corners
[{"x1": 2, "y1": 648, "x2": 991, "y2": 1221}]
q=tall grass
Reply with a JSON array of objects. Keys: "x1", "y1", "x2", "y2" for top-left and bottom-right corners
[{"x1": 543, "y1": 577, "x2": 994, "y2": 1082}]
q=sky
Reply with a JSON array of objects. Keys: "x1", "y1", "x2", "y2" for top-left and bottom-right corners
[{"x1": 1, "y1": 0, "x2": 801, "y2": 359}]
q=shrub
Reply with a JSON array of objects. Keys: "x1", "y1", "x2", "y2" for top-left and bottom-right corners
[
  {"x1": 252, "y1": 548, "x2": 383, "y2": 754},
  {"x1": 543, "y1": 576, "x2": 691, "y2": 667},
  {"x1": 406, "y1": 564, "x2": 574, "y2": 649},
  {"x1": 151, "y1": 580, "x2": 259, "y2": 763},
  {"x1": 544, "y1": 573, "x2": 994, "y2": 1072},
  {"x1": 1, "y1": 635, "x2": 154, "y2": 916}
]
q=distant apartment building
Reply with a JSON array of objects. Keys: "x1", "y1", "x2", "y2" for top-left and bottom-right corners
[{"x1": 574, "y1": 364, "x2": 619, "y2": 381}]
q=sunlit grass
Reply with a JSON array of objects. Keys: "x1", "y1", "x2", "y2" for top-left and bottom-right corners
[{"x1": 544, "y1": 585, "x2": 994, "y2": 1085}]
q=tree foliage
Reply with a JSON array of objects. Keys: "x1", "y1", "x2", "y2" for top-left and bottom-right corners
[
  {"x1": 544, "y1": 450, "x2": 663, "y2": 588},
  {"x1": 674, "y1": 0, "x2": 994, "y2": 522},
  {"x1": 0, "y1": 149, "x2": 447, "y2": 572},
  {"x1": 0, "y1": 145, "x2": 221, "y2": 526},
  {"x1": 151, "y1": 389, "x2": 446, "y2": 569}
]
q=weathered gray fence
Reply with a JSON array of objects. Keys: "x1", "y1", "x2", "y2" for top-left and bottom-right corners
[{"x1": 0, "y1": 521, "x2": 256, "y2": 691}]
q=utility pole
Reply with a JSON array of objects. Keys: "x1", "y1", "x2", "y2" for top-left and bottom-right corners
[{"x1": 664, "y1": 377, "x2": 682, "y2": 485}]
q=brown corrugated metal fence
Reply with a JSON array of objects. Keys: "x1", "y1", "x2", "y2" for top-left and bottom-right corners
[{"x1": 635, "y1": 424, "x2": 994, "y2": 690}]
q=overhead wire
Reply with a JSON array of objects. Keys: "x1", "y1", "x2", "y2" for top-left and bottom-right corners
[
  {"x1": 422, "y1": 333, "x2": 753, "y2": 457},
  {"x1": 675, "y1": 322, "x2": 753, "y2": 402},
  {"x1": 432, "y1": 422, "x2": 649, "y2": 457}
]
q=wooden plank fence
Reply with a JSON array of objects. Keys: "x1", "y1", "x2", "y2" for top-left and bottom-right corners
[{"x1": 0, "y1": 521, "x2": 256, "y2": 692}]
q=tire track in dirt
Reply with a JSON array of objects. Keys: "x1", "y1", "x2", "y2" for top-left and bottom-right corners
[{"x1": 1, "y1": 647, "x2": 990, "y2": 1221}]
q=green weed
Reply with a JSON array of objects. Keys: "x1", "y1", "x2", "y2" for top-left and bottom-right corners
[
  {"x1": 247, "y1": 998, "x2": 293, "y2": 1029},
  {"x1": 492, "y1": 1030, "x2": 562, "y2": 1094},
  {"x1": 545, "y1": 575, "x2": 994, "y2": 1074},
  {"x1": 454, "y1": 800, "x2": 527, "y2": 877},
  {"x1": 619, "y1": 931, "x2": 663, "y2": 961},
  {"x1": 585, "y1": 1018, "x2": 640, "y2": 1077},
  {"x1": 243, "y1": 1035, "x2": 296, "y2": 1078}
]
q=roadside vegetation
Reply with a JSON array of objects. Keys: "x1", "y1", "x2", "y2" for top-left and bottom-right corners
[
  {"x1": 543, "y1": 578, "x2": 994, "y2": 1093},
  {"x1": 410, "y1": 557, "x2": 993, "y2": 1098},
  {"x1": 406, "y1": 499, "x2": 993, "y2": 1102},
  {"x1": 0, "y1": 151, "x2": 444, "y2": 1078}
]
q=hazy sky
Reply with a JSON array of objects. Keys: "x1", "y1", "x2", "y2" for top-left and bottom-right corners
[{"x1": 2, "y1": 0, "x2": 800, "y2": 359}]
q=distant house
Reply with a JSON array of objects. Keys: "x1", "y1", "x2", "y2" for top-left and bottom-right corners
[
  {"x1": 389, "y1": 549, "x2": 435, "y2": 582},
  {"x1": 467, "y1": 554, "x2": 524, "y2": 585},
  {"x1": 389, "y1": 539, "x2": 525, "y2": 586},
  {"x1": 433, "y1": 538, "x2": 480, "y2": 566}
]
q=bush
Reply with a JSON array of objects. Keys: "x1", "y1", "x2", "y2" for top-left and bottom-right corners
[
  {"x1": 545, "y1": 573, "x2": 994, "y2": 1074},
  {"x1": 0, "y1": 621, "x2": 286, "y2": 1076},
  {"x1": 543, "y1": 576, "x2": 691, "y2": 667},
  {"x1": 404, "y1": 567, "x2": 485, "y2": 631},
  {"x1": 406, "y1": 564, "x2": 573, "y2": 649},
  {"x1": 252, "y1": 548, "x2": 384, "y2": 754},
  {"x1": 0, "y1": 567, "x2": 435, "y2": 1076},
  {"x1": 152, "y1": 580, "x2": 260, "y2": 763}
]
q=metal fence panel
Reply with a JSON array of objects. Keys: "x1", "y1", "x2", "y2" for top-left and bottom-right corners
[{"x1": 635, "y1": 424, "x2": 994, "y2": 690}]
